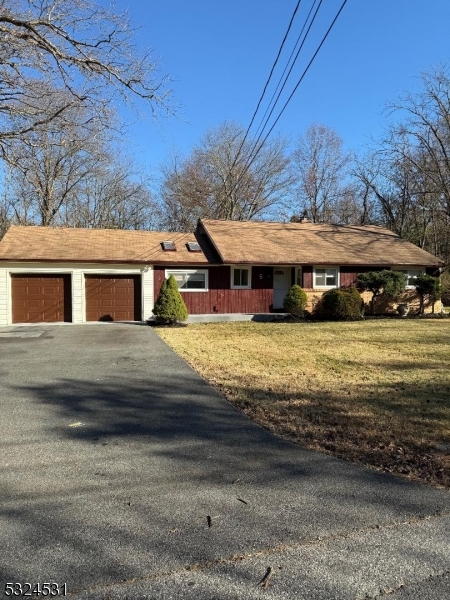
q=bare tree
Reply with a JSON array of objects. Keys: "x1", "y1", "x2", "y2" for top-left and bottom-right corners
[
  {"x1": 292, "y1": 124, "x2": 353, "y2": 223},
  {"x1": 0, "y1": 0, "x2": 171, "y2": 161},
  {"x1": 0, "y1": 181, "x2": 9, "y2": 238},
  {"x1": 352, "y1": 65, "x2": 450, "y2": 262},
  {"x1": 160, "y1": 155, "x2": 213, "y2": 232},
  {"x1": 6, "y1": 100, "x2": 109, "y2": 226},
  {"x1": 64, "y1": 158, "x2": 160, "y2": 230},
  {"x1": 159, "y1": 122, "x2": 293, "y2": 231},
  {"x1": 386, "y1": 64, "x2": 450, "y2": 218},
  {"x1": 353, "y1": 146, "x2": 417, "y2": 238},
  {"x1": 6, "y1": 137, "x2": 159, "y2": 231}
]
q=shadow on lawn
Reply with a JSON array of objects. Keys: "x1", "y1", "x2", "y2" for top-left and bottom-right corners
[
  {"x1": 217, "y1": 376, "x2": 450, "y2": 489},
  {"x1": 3, "y1": 367, "x2": 449, "y2": 594}
]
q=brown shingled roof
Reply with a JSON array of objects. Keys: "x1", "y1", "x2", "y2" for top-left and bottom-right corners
[
  {"x1": 0, "y1": 221, "x2": 444, "y2": 268},
  {"x1": 200, "y1": 219, "x2": 444, "y2": 267},
  {"x1": 0, "y1": 226, "x2": 217, "y2": 264}
]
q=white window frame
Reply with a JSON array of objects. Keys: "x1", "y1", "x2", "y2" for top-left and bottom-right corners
[
  {"x1": 165, "y1": 269, "x2": 209, "y2": 292},
  {"x1": 393, "y1": 267, "x2": 424, "y2": 289},
  {"x1": 313, "y1": 266, "x2": 339, "y2": 289},
  {"x1": 230, "y1": 265, "x2": 252, "y2": 290}
]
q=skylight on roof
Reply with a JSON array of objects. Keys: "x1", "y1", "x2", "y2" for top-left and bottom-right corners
[
  {"x1": 162, "y1": 240, "x2": 176, "y2": 251},
  {"x1": 187, "y1": 241, "x2": 201, "y2": 252}
]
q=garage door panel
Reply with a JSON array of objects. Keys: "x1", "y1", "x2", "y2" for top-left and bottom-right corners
[
  {"x1": 42, "y1": 286, "x2": 60, "y2": 295},
  {"x1": 85, "y1": 276, "x2": 141, "y2": 321},
  {"x1": 11, "y1": 275, "x2": 72, "y2": 323},
  {"x1": 28, "y1": 300, "x2": 44, "y2": 308},
  {"x1": 112, "y1": 299, "x2": 129, "y2": 307},
  {"x1": 43, "y1": 296, "x2": 59, "y2": 305}
]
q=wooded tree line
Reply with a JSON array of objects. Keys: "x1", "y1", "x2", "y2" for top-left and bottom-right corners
[
  {"x1": 0, "y1": 2, "x2": 449, "y2": 267},
  {"x1": 0, "y1": 0, "x2": 169, "y2": 236},
  {"x1": 157, "y1": 65, "x2": 450, "y2": 265}
]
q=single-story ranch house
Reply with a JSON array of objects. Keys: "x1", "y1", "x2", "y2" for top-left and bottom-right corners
[{"x1": 0, "y1": 218, "x2": 445, "y2": 325}]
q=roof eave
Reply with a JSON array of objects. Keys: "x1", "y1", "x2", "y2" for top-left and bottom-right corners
[
  {"x1": 198, "y1": 219, "x2": 226, "y2": 263},
  {"x1": 219, "y1": 259, "x2": 445, "y2": 267},
  {"x1": 0, "y1": 257, "x2": 215, "y2": 265}
]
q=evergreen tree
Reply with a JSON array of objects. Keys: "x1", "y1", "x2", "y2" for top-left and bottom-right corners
[
  {"x1": 153, "y1": 275, "x2": 188, "y2": 324},
  {"x1": 355, "y1": 270, "x2": 406, "y2": 314},
  {"x1": 413, "y1": 274, "x2": 442, "y2": 314}
]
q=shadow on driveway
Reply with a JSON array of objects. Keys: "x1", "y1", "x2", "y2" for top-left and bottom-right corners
[{"x1": 0, "y1": 325, "x2": 448, "y2": 596}]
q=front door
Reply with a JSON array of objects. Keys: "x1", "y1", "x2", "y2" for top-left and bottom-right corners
[{"x1": 273, "y1": 267, "x2": 291, "y2": 309}]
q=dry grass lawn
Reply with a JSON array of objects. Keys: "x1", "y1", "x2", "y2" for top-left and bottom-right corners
[{"x1": 157, "y1": 320, "x2": 450, "y2": 488}]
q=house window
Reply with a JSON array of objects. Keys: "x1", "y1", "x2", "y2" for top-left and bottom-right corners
[
  {"x1": 394, "y1": 268, "x2": 423, "y2": 288},
  {"x1": 314, "y1": 267, "x2": 339, "y2": 288},
  {"x1": 165, "y1": 269, "x2": 208, "y2": 292},
  {"x1": 231, "y1": 266, "x2": 251, "y2": 289},
  {"x1": 296, "y1": 267, "x2": 302, "y2": 287}
]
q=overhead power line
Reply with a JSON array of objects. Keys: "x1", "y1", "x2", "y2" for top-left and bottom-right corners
[
  {"x1": 240, "y1": 0, "x2": 303, "y2": 152},
  {"x1": 246, "y1": 0, "x2": 324, "y2": 168},
  {"x1": 227, "y1": 0, "x2": 304, "y2": 181},
  {"x1": 251, "y1": 0, "x2": 322, "y2": 147},
  {"x1": 236, "y1": 0, "x2": 349, "y2": 198},
  {"x1": 257, "y1": 0, "x2": 348, "y2": 151}
]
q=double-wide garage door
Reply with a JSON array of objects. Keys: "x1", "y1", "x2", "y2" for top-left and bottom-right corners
[{"x1": 11, "y1": 274, "x2": 141, "y2": 323}]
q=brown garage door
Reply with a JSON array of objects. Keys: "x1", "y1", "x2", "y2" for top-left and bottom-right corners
[
  {"x1": 11, "y1": 274, "x2": 72, "y2": 323},
  {"x1": 85, "y1": 275, "x2": 141, "y2": 322}
]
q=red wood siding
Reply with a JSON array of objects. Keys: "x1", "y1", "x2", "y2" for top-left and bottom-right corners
[
  {"x1": 302, "y1": 266, "x2": 387, "y2": 289},
  {"x1": 154, "y1": 266, "x2": 274, "y2": 314},
  {"x1": 155, "y1": 264, "x2": 437, "y2": 314},
  {"x1": 340, "y1": 266, "x2": 386, "y2": 287},
  {"x1": 302, "y1": 266, "x2": 313, "y2": 288}
]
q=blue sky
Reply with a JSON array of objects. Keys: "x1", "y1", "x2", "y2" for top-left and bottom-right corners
[{"x1": 116, "y1": 0, "x2": 450, "y2": 174}]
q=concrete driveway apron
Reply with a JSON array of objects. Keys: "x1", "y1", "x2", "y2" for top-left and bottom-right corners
[{"x1": 0, "y1": 324, "x2": 448, "y2": 599}]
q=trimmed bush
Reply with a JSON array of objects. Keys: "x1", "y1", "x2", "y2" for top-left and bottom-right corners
[
  {"x1": 319, "y1": 287, "x2": 364, "y2": 320},
  {"x1": 441, "y1": 270, "x2": 450, "y2": 307},
  {"x1": 283, "y1": 285, "x2": 307, "y2": 317},
  {"x1": 153, "y1": 275, "x2": 188, "y2": 324},
  {"x1": 355, "y1": 270, "x2": 407, "y2": 314},
  {"x1": 413, "y1": 274, "x2": 442, "y2": 314}
]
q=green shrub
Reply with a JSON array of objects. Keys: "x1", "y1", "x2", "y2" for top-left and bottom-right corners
[
  {"x1": 441, "y1": 270, "x2": 450, "y2": 307},
  {"x1": 319, "y1": 287, "x2": 364, "y2": 320},
  {"x1": 413, "y1": 274, "x2": 442, "y2": 314},
  {"x1": 355, "y1": 270, "x2": 407, "y2": 314},
  {"x1": 153, "y1": 275, "x2": 188, "y2": 324},
  {"x1": 283, "y1": 284, "x2": 307, "y2": 317}
]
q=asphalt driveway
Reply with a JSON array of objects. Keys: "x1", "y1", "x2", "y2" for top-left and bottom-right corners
[{"x1": 0, "y1": 324, "x2": 448, "y2": 599}]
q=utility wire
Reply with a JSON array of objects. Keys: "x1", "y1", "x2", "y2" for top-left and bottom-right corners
[
  {"x1": 243, "y1": 0, "x2": 323, "y2": 172},
  {"x1": 234, "y1": 0, "x2": 303, "y2": 167},
  {"x1": 237, "y1": 0, "x2": 349, "y2": 197},
  {"x1": 222, "y1": 0, "x2": 304, "y2": 197},
  {"x1": 251, "y1": 0, "x2": 321, "y2": 145},
  {"x1": 229, "y1": 0, "x2": 322, "y2": 205},
  {"x1": 226, "y1": 0, "x2": 320, "y2": 205}
]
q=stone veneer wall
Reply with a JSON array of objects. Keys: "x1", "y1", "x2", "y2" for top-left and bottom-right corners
[{"x1": 302, "y1": 289, "x2": 442, "y2": 315}]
